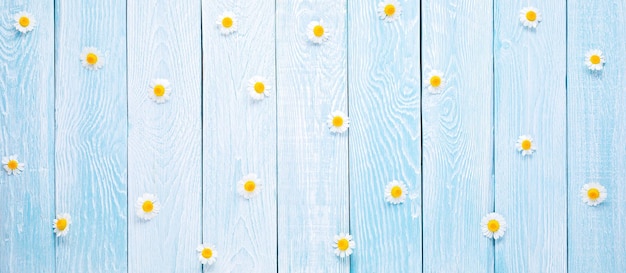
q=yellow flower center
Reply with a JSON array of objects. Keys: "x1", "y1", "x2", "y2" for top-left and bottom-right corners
[
  {"x1": 590, "y1": 55, "x2": 601, "y2": 65},
  {"x1": 153, "y1": 85, "x2": 165, "y2": 97},
  {"x1": 521, "y1": 139, "x2": 532, "y2": 150},
  {"x1": 384, "y1": 4, "x2": 396, "y2": 16},
  {"x1": 487, "y1": 220, "x2": 500, "y2": 232},
  {"x1": 337, "y1": 238, "x2": 349, "y2": 251},
  {"x1": 332, "y1": 116, "x2": 344, "y2": 127},
  {"x1": 390, "y1": 186, "x2": 403, "y2": 198},
  {"x1": 86, "y1": 53, "x2": 98, "y2": 65},
  {"x1": 201, "y1": 248, "x2": 213, "y2": 259},
  {"x1": 430, "y1": 76, "x2": 442, "y2": 87},
  {"x1": 254, "y1": 82, "x2": 265, "y2": 94},
  {"x1": 587, "y1": 188, "x2": 600, "y2": 200},
  {"x1": 222, "y1": 17, "x2": 233, "y2": 28},
  {"x1": 7, "y1": 160, "x2": 18, "y2": 170},
  {"x1": 244, "y1": 181, "x2": 256, "y2": 192},
  {"x1": 19, "y1": 16, "x2": 30, "y2": 27},
  {"x1": 313, "y1": 25, "x2": 324, "y2": 37},
  {"x1": 525, "y1": 11, "x2": 537, "y2": 22},
  {"x1": 142, "y1": 201, "x2": 154, "y2": 213},
  {"x1": 56, "y1": 219, "x2": 68, "y2": 231}
]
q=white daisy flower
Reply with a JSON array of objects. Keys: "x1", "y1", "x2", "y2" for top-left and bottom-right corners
[
  {"x1": 237, "y1": 173, "x2": 262, "y2": 199},
  {"x1": 384, "y1": 180, "x2": 407, "y2": 204},
  {"x1": 196, "y1": 244, "x2": 217, "y2": 265},
  {"x1": 519, "y1": 7, "x2": 542, "y2": 29},
  {"x1": 580, "y1": 182, "x2": 607, "y2": 206},
  {"x1": 333, "y1": 233, "x2": 355, "y2": 258},
  {"x1": 516, "y1": 135, "x2": 536, "y2": 156},
  {"x1": 327, "y1": 111, "x2": 350, "y2": 134},
  {"x1": 217, "y1": 12, "x2": 237, "y2": 35},
  {"x1": 149, "y1": 79, "x2": 171, "y2": 104},
  {"x1": 481, "y1": 213, "x2": 506, "y2": 239},
  {"x1": 2, "y1": 155, "x2": 25, "y2": 175},
  {"x1": 53, "y1": 213, "x2": 72, "y2": 237},
  {"x1": 307, "y1": 20, "x2": 329, "y2": 44},
  {"x1": 585, "y1": 49, "x2": 605, "y2": 71},
  {"x1": 80, "y1": 47, "x2": 104, "y2": 70},
  {"x1": 248, "y1": 76, "x2": 271, "y2": 100},
  {"x1": 377, "y1": 0, "x2": 402, "y2": 22},
  {"x1": 424, "y1": 70, "x2": 445, "y2": 94},
  {"x1": 13, "y1": 12, "x2": 36, "y2": 33},
  {"x1": 135, "y1": 193, "x2": 161, "y2": 221}
]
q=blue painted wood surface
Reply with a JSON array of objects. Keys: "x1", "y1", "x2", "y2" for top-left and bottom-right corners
[
  {"x1": 0, "y1": 1, "x2": 55, "y2": 272},
  {"x1": 54, "y1": 0, "x2": 128, "y2": 272},
  {"x1": 348, "y1": 1, "x2": 422, "y2": 272},
  {"x1": 127, "y1": 0, "x2": 202, "y2": 272},
  {"x1": 2, "y1": 1, "x2": 626, "y2": 272},
  {"x1": 421, "y1": 0, "x2": 494, "y2": 272},
  {"x1": 202, "y1": 0, "x2": 277, "y2": 272},
  {"x1": 567, "y1": 0, "x2": 626, "y2": 272},
  {"x1": 494, "y1": 0, "x2": 567, "y2": 272}
]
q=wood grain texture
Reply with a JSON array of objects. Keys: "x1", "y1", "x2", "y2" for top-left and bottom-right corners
[
  {"x1": 421, "y1": 0, "x2": 494, "y2": 272},
  {"x1": 348, "y1": 1, "x2": 421, "y2": 272},
  {"x1": 127, "y1": 0, "x2": 202, "y2": 272},
  {"x1": 276, "y1": 0, "x2": 349, "y2": 272},
  {"x1": 54, "y1": 0, "x2": 128, "y2": 272},
  {"x1": 494, "y1": 1, "x2": 567, "y2": 272},
  {"x1": 567, "y1": 1, "x2": 626, "y2": 272},
  {"x1": 0, "y1": 1, "x2": 55, "y2": 272},
  {"x1": 202, "y1": 0, "x2": 277, "y2": 272}
]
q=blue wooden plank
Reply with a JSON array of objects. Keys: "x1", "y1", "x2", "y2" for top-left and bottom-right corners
[
  {"x1": 348, "y1": 0, "x2": 421, "y2": 272},
  {"x1": 567, "y1": 1, "x2": 626, "y2": 272},
  {"x1": 421, "y1": 0, "x2": 494, "y2": 271},
  {"x1": 202, "y1": 0, "x2": 277, "y2": 272},
  {"x1": 0, "y1": 1, "x2": 55, "y2": 272},
  {"x1": 127, "y1": 0, "x2": 202, "y2": 272},
  {"x1": 276, "y1": 0, "x2": 349, "y2": 272},
  {"x1": 494, "y1": 1, "x2": 567, "y2": 272},
  {"x1": 54, "y1": 0, "x2": 127, "y2": 272}
]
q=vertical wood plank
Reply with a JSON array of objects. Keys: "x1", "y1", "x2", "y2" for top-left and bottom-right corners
[
  {"x1": 276, "y1": 0, "x2": 349, "y2": 272},
  {"x1": 421, "y1": 0, "x2": 494, "y2": 271},
  {"x1": 55, "y1": 0, "x2": 128, "y2": 272},
  {"x1": 567, "y1": 1, "x2": 626, "y2": 272},
  {"x1": 202, "y1": 0, "x2": 277, "y2": 272},
  {"x1": 0, "y1": 1, "x2": 55, "y2": 272},
  {"x1": 494, "y1": 0, "x2": 567, "y2": 272},
  {"x1": 127, "y1": 0, "x2": 202, "y2": 272},
  {"x1": 348, "y1": 1, "x2": 421, "y2": 272}
]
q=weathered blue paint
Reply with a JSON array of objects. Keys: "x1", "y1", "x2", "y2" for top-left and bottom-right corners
[{"x1": 0, "y1": 1, "x2": 55, "y2": 272}]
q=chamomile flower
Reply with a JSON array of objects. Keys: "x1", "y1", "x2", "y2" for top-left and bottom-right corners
[
  {"x1": 135, "y1": 193, "x2": 161, "y2": 221},
  {"x1": 580, "y1": 182, "x2": 607, "y2": 206},
  {"x1": 80, "y1": 47, "x2": 104, "y2": 70},
  {"x1": 149, "y1": 79, "x2": 171, "y2": 104},
  {"x1": 481, "y1": 213, "x2": 506, "y2": 239},
  {"x1": 519, "y1": 7, "x2": 542, "y2": 29},
  {"x1": 333, "y1": 233, "x2": 355, "y2": 258},
  {"x1": 585, "y1": 50, "x2": 605, "y2": 71},
  {"x1": 53, "y1": 213, "x2": 72, "y2": 237},
  {"x1": 2, "y1": 155, "x2": 25, "y2": 175},
  {"x1": 384, "y1": 180, "x2": 407, "y2": 204},
  {"x1": 237, "y1": 173, "x2": 262, "y2": 199},
  {"x1": 307, "y1": 20, "x2": 329, "y2": 44},
  {"x1": 217, "y1": 12, "x2": 237, "y2": 35},
  {"x1": 248, "y1": 76, "x2": 271, "y2": 100},
  {"x1": 13, "y1": 12, "x2": 36, "y2": 33},
  {"x1": 327, "y1": 111, "x2": 350, "y2": 134},
  {"x1": 196, "y1": 244, "x2": 217, "y2": 265},
  {"x1": 516, "y1": 135, "x2": 536, "y2": 156},
  {"x1": 424, "y1": 70, "x2": 445, "y2": 94},
  {"x1": 377, "y1": 0, "x2": 402, "y2": 22}
]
